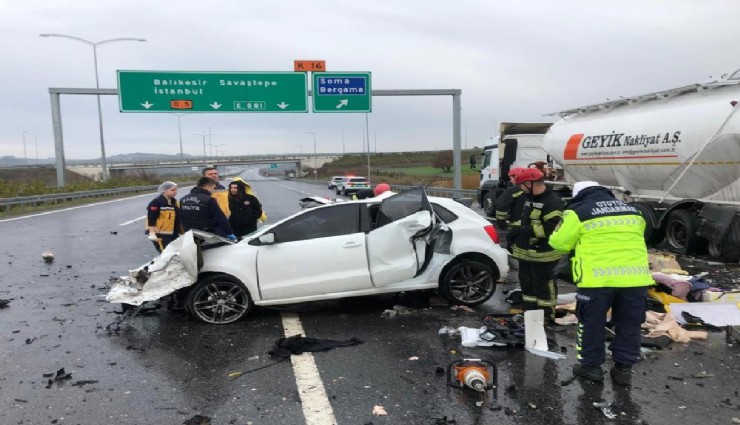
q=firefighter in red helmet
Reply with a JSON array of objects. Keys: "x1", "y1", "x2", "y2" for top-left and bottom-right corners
[{"x1": 509, "y1": 167, "x2": 564, "y2": 320}]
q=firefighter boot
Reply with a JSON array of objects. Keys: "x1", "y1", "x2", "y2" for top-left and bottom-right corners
[
  {"x1": 573, "y1": 363, "x2": 604, "y2": 382},
  {"x1": 610, "y1": 363, "x2": 632, "y2": 386}
]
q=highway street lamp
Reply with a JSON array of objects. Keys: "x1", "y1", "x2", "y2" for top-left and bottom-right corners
[
  {"x1": 22, "y1": 131, "x2": 30, "y2": 165},
  {"x1": 171, "y1": 114, "x2": 186, "y2": 167},
  {"x1": 304, "y1": 131, "x2": 317, "y2": 180},
  {"x1": 192, "y1": 132, "x2": 208, "y2": 160},
  {"x1": 39, "y1": 33, "x2": 147, "y2": 180}
]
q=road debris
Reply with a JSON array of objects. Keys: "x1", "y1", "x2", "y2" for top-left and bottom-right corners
[
  {"x1": 593, "y1": 401, "x2": 617, "y2": 419},
  {"x1": 183, "y1": 414, "x2": 211, "y2": 425},
  {"x1": 372, "y1": 405, "x2": 388, "y2": 416},
  {"x1": 0, "y1": 299, "x2": 10, "y2": 308},
  {"x1": 44, "y1": 368, "x2": 72, "y2": 388},
  {"x1": 42, "y1": 250, "x2": 54, "y2": 263}
]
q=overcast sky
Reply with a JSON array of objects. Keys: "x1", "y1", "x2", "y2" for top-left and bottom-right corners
[{"x1": 1, "y1": 0, "x2": 738, "y2": 160}]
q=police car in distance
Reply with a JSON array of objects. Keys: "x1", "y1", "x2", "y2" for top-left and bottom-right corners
[
  {"x1": 328, "y1": 175, "x2": 348, "y2": 190},
  {"x1": 336, "y1": 176, "x2": 370, "y2": 196}
]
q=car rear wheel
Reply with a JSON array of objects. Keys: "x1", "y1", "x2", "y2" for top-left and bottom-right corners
[
  {"x1": 438, "y1": 259, "x2": 497, "y2": 306},
  {"x1": 186, "y1": 274, "x2": 253, "y2": 324}
]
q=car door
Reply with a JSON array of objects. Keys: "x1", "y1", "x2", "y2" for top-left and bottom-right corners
[
  {"x1": 366, "y1": 188, "x2": 434, "y2": 287},
  {"x1": 256, "y1": 203, "x2": 373, "y2": 300}
]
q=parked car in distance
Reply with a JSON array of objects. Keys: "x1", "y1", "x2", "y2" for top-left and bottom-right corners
[
  {"x1": 108, "y1": 188, "x2": 509, "y2": 324},
  {"x1": 328, "y1": 176, "x2": 347, "y2": 190},
  {"x1": 337, "y1": 176, "x2": 370, "y2": 195}
]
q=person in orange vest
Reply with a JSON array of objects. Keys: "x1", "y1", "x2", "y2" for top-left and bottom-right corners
[{"x1": 145, "y1": 181, "x2": 183, "y2": 252}]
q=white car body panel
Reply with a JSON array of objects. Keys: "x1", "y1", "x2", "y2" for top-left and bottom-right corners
[
  {"x1": 366, "y1": 210, "x2": 432, "y2": 286},
  {"x1": 257, "y1": 232, "x2": 372, "y2": 300}
]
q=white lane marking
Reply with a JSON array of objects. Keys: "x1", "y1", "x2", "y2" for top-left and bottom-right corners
[
  {"x1": 119, "y1": 215, "x2": 146, "y2": 227},
  {"x1": 0, "y1": 192, "x2": 155, "y2": 223},
  {"x1": 280, "y1": 312, "x2": 337, "y2": 425}
]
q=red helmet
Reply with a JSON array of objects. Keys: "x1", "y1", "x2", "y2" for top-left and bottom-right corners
[
  {"x1": 373, "y1": 183, "x2": 391, "y2": 196},
  {"x1": 514, "y1": 168, "x2": 544, "y2": 184},
  {"x1": 508, "y1": 167, "x2": 525, "y2": 178}
]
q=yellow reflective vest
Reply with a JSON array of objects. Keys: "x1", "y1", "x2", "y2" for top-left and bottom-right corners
[{"x1": 548, "y1": 187, "x2": 653, "y2": 288}]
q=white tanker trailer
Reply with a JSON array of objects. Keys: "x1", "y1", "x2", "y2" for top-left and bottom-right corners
[{"x1": 543, "y1": 71, "x2": 740, "y2": 262}]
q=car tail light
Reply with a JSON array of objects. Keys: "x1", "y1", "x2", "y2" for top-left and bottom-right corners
[{"x1": 483, "y1": 225, "x2": 499, "y2": 244}]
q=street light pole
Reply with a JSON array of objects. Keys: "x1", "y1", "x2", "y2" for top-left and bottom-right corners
[
  {"x1": 304, "y1": 131, "x2": 317, "y2": 180},
  {"x1": 22, "y1": 131, "x2": 29, "y2": 165},
  {"x1": 39, "y1": 34, "x2": 147, "y2": 180},
  {"x1": 34, "y1": 135, "x2": 39, "y2": 164},
  {"x1": 192, "y1": 132, "x2": 207, "y2": 161},
  {"x1": 172, "y1": 114, "x2": 185, "y2": 169}
]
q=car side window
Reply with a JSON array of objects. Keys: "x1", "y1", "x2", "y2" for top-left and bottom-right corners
[
  {"x1": 273, "y1": 204, "x2": 360, "y2": 243},
  {"x1": 430, "y1": 203, "x2": 459, "y2": 223}
]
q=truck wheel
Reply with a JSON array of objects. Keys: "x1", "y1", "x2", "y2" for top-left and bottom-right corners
[
  {"x1": 631, "y1": 202, "x2": 665, "y2": 246},
  {"x1": 482, "y1": 191, "x2": 497, "y2": 217},
  {"x1": 708, "y1": 218, "x2": 740, "y2": 263},
  {"x1": 665, "y1": 209, "x2": 702, "y2": 255}
]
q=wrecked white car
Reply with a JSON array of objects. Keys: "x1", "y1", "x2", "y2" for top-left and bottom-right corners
[{"x1": 108, "y1": 188, "x2": 509, "y2": 324}]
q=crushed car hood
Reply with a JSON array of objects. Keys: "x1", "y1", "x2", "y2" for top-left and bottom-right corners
[{"x1": 106, "y1": 230, "x2": 232, "y2": 306}]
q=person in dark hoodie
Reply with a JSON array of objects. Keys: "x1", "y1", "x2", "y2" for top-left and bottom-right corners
[
  {"x1": 549, "y1": 181, "x2": 653, "y2": 386},
  {"x1": 228, "y1": 180, "x2": 263, "y2": 238},
  {"x1": 180, "y1": 177, "x2": 236, "y2": 241}
]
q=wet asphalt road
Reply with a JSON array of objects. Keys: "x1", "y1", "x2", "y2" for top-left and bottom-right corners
[{"x1": 1, "y1": 170, "x2": 739, "y2": 425}]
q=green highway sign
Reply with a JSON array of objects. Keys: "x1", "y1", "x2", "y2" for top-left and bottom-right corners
[
  {"x1": 312, "y1": 72, "x2": 371, "y2": 113},
  {"x1": 117, "y1": 71, "x2": 308, "y2": 113}
]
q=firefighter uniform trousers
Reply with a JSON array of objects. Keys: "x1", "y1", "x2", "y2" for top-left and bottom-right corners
[
  {"x1": 575, "y1": 286, "x2": 648, "y2": 366},
  {"x1": 518, "y1": 260, "x2": 558, "y2": 318}
]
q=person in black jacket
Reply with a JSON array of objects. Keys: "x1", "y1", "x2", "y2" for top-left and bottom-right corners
[
  {"x1": 180, "y1": 177, "x2": 236, "y2": 241},
  {"x1": 509, "y1": 167, "x2": 564, "y2": 320},
  {"x1": 228, "y1": 180, "x2": 263, "y2": 238}
]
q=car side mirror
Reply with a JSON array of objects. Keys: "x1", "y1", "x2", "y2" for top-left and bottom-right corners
[
  {"x1": 259, "y1": 233, "x2": 275, "y2": 245},
  {"x1": 250, "y1": 232, "x2": 276, "y2": 246}
]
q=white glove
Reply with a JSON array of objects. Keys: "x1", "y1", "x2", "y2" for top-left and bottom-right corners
[{"x1": 147, "y1": 232, "x2": 158, "y2": 241}]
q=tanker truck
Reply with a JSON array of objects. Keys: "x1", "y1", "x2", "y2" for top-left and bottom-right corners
[{"x1": 542, "y1": 71, "x2": 740, "y2": 262}]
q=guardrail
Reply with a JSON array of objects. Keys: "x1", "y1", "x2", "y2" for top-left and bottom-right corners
[
  {"x1": 392, "y1": 185, "x2": 477, "y2": 200},
  {"x1": 0, "y1": 185, "x2": 162, "y2": 215},
  {"x1": 0, "y1": 180, "x2": 479, "y2": 216}
]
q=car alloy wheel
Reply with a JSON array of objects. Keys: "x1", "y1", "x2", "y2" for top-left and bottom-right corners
[
  {"x1": 186, "y1": 275, "x2": 253, "y2": 324},
  {"x1": 439, "y1": 259, "x2": 496, "y2": 306}
]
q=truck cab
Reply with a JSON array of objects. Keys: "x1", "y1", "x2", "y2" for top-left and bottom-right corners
[{"x1": 476, "y1": 122, "x2": 556, "y2": 217}]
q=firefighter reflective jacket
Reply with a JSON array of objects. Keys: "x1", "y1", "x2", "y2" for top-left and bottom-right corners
[
  {"x1": 548, "y1": 186, "x2": 653, "y2": 288},
  {"x1": 511, "y1": 188, "x2": 564, "y2": 262},
  {"x1": 146, "y1": 194, "x2": 181, "y2": 236},
  {"x1": 494, "y1": 185, "x2": 525, "y2": 226}
]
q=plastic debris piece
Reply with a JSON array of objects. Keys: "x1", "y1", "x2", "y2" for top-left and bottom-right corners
[
  {"x1": 408, "y1": 356, "x2": 419, "y2": 361},
  {"x1": 228, "y1": 372, "x2": 244, "y2": 380},
  {"x1": 438, "y1": 325, "x2": 459, "y2": 336},
  {"x1": 693, "y1": 371, "x2": 714, "y2": 378},
  {"x1": 593, "y1": 401, "x2": 617, "y2": 419},
  {"x1": 372, "y1": 405, "x2": 388, "y2": 416},
  {"x1": 0, "y1": 299, "x2": 10, "y2": 308},
  {"x1": 451, "y1": 305, "x2": 475, "y2": 313},
  {"x1": 248, "y1": 355, "x2": 259, "y2": 361},
  {"x1": 381, "y1": 309, "x2": 397, "y2": 318}
]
